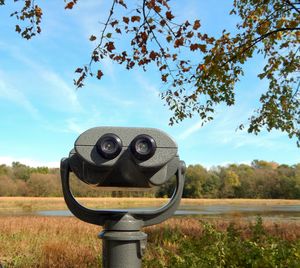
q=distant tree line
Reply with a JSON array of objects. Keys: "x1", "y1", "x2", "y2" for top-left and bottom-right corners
[{"x1": 0, "y1": 160, "x2": 300, "y2": 199}]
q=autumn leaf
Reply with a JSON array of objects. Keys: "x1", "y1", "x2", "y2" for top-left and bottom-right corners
[
  {"x1": 141, "y1": 45, "x2": 147, "y2": 54},
  {"x1": 166, "y1": 11, "x2": 174, "y2": 20},
  {"x1": 106, "y1": 41, "x2": 115, "y2": 52},
  {"x1": 89, "y1": 35, "x2": 97, "y2": 41},
  {"x1": 190, "y1": 44, "x2": 199, "y2": 51},
  {"x1": 166, "y1": 35, "x2": 172, "y2": 42},
  {"x1": 65, "y1": 2, "x2": 75, "y2": 10},
  {"x1": 141, "y1": 31, "x2": 148, "y2": 41},
  {"x1": 160, "y1": 19, "x2": 166, "y2": 27},
  {"x1": 174, "y1": 37, "x2": 184, "y2": 48},
  {"x1": 97, "y1": 70, "x2": 103, "y2": 79},
  {"x1": 193, "y1": 20, "x2": 201, "y2": 30},
  {"x1": 75, "y1": 68, "x2": 83, "y2": 73},
  {"x1": 154, "y1": 5, "x2": 161, "y2": 13},
  {"x1": 161, "y1": 74, "x2": 168, "y2": 82},
  {"x1": 123, "y1": 17, "x2": 129, "y2": 24},
  {"x1": 35, "y1": 7, "x2": 43, "y2": 17},
  {"x1": 117, "y1": 0, "x2": 127, "y2": 9},
  {"x1": 149, "y1": 51, "x2": 157, "y2": 60},
  {"x1": 131, "y1": 16, "x2": 141, "y2": 23},
  {"x1": 159, "y1": 64, "x2": 167, "y2": 71},
  {"x1": 15, "y1": 25, "x2": 21, "y2": 33},
  {"x1": 110, "y1": 20, "x2": 118, "y2": 28}
]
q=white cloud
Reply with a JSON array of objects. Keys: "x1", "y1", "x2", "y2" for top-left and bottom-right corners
[
  {"x1": 39, "y1": 69, "x2": 83, "y2": 113},
  {"x1": 66, "y1": 118, "x2": 86, "y2": 134},
  {"x1": 178, "y1": 121, "x2": 203, "y2": 140},
  {"x1": 135, "y1": 74, "x2": 160, "y2": 98},
  {"x1": 176, "y1": 102, "x2": 292, "y2": 150},
  {"x1": 0, "y1": 42, "x2": 83, "y2": 113},
  {"x1": 0, "y1": 156, "x2": 59, "y2": 168},
  {"x1": 90, "y1": 84, "x2": 135, "y2": 108},
  {"x1": 0, "y1": 74, "x2": 40, "y2": 119}
]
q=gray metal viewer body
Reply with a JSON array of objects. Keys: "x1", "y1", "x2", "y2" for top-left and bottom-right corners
[{"x1": 60, "y1": 126, "x2": 186, "y2": 268}]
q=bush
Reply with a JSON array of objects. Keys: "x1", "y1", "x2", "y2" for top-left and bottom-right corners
[{"x1": 144, "y1": 217, "x2": 300, "y2": 268}]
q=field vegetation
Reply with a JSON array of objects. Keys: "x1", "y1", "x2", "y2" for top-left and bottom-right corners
[
  {"x1": 1, "y1": 160, "x2": 300, "y2": 267},
  {"x1": 0, "y1": 216, "x2": 299, "y2": 267}
]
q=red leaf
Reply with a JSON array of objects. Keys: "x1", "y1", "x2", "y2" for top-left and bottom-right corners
[
  {"x1": 65, "y1": 2, "x2": 74, "y2": 9},
  {"x1": 161, "y1": 74, "x2": 168, "y2": 82},
  {"x1": 174, "y1": 37, "x2": 184, "y2": 48},
  {"x1": 106, "y1": 42, "x2": 115, "y2": 52},
  {"x1": 97, "y1": 70, "x2": 103, "y2": 79},
  {"x1": 154, "y1": 5, "x2": 161, "y2": 13},
  {"x1": 141, "y1": 32, "x2": 148, "y2": 42},
  {"x1": 141, "y1": 45, "x2": 147, "y2": 54},
  {"x1": 193, "y1": 20, "x2": 201, "y2": 30},
  {"x1": 110, "y1": 20, "x2": 118, "y2": 27},
  {"x1": 75, "y1": 68, "x2": 83, "y2": 73},
  {"x1": 190, "y1": 44, "x2": 199, "y2": 51},
  {"x1": 166, "y1": 11, "x2": 174, "y2": 20},
  {"x1": 123, "y1": 17, "x2": 129, "y2": 24},
  {"x1": 160, "y1": 19, "x2": 166, "y2": 27},
  {"x1": 159, "y1": 64, "x2": 167, "y2": 71},
  {"x1": 131, "y1": 16, "x2": 141, "y2": 23},
  {"x1": 149, "y1": 51, "x2": 157, "y2": 60}
]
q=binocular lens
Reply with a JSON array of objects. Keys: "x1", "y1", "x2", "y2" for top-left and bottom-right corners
[
  {"x1": 97, "y1": 134, "x2": 122, "y2": 159},
  {"x1": 131, "y1": 135, "x2": 156, "y2": 160}
]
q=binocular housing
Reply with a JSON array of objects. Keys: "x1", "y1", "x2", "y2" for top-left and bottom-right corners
[{"x1": 68, "y1": 127, "x2": 179, "y2": 188}]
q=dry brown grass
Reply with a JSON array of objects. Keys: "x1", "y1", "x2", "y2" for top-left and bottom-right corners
[
  {"x1": 0, "y1": 216, "x2": 100, "y2": 267},
  {"x1": 0, "y1": 216, "x2": 300, "y2": 267}
]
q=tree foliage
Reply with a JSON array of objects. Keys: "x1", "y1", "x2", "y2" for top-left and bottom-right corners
[
  {"x1": 0, "y1": 161, "x2": 300, "y2": 198},
  {"x1": 1, "y1": 0, "x2": 300, "y2": 144}
]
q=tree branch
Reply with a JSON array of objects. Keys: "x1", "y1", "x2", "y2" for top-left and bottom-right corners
[
  {"x1": 89, "y1": 0, "x2": 117, "y2": 68},
  {"x1": 141, "y1": 0, "x2": 176, "y2": 81},
  {"x1": 284, "y1": 0, "x2": 300, "y2": 14},
  {"x1": 224, "y1": 27, "x2": 300, "y2": 68}
]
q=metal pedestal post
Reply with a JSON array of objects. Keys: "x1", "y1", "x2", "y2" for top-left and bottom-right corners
[
  {"x1": 61, "y1": 159, "x2": 186, "y2": 268},
  {"x1": 99, "y1": 214, "x2": 147, "y2": 268}
]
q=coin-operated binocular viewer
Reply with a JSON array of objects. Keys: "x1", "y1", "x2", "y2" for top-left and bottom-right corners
[{"x1": 60, "y1": 127, "x2": 185, "y2": 268}]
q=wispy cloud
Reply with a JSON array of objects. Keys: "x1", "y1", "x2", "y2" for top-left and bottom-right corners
[
  {"x1": 178, "y1": 121, "x2": 203, "y2": 140},
  {"x1": 90, "y1": 83, "x2": 135, "y2": 108},
  {"x1": 39, "y1": 70, "x2": 82, "y2": 113},
  {"x1": 135, "y1": 74, "x2": 160, "y2": 98},
  {"x1": 0, "y1": 73, "x2": 40, "y2": 119},
  {"x1": 65, "y1": 118, "x2": 86, "y2": 134},
  {"x1": 0, "y1": 42, "x2": 82, "y2": 113},
  {"x1": 176, "y1": 102, "x2": 291, "y2": 150}
]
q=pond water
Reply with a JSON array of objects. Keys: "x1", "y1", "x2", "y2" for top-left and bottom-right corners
[{"x1": 36, "y1": 204, "x2": 300, "y2": 221}]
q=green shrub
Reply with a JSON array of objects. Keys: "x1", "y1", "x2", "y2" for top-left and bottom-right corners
[{"x1": 144, "y1": 217, "x2": 300, "y2": 268}]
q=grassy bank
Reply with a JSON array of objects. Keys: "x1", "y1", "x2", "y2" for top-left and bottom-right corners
[
  {"x1": 0, "y1": 216, "x2": 300, "y2": 267},
  {"x1": 1, "y1": 197, "x2": 300, "y2": 213}
]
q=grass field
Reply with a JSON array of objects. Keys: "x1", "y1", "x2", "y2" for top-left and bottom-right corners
[
  {"x1": 1, "y1": 197, "x2": 300, "y2": 267},
  {"x1": 0, "y1": 216, "x2": 300, "y2": 267},
  {"x1": 1, "y1": 197, "x2": 300, "y2": 213}
]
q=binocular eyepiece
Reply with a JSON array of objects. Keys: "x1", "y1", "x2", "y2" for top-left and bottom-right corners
[
  {"x1": 96, "y1": 133, "x2": 156, "y2": 161},
  {"x1": 68, "y1": 127, "x2": 179, "y2": 188}
]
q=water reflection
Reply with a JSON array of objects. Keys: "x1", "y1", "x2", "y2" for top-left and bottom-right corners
[{"x1": 36, "y1": 204, "x2": 300, "y2": 221}]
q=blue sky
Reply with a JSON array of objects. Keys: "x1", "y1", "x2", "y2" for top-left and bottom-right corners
[{"x1": 0, "y1": 0, "x2": 299, "y2": 168}]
